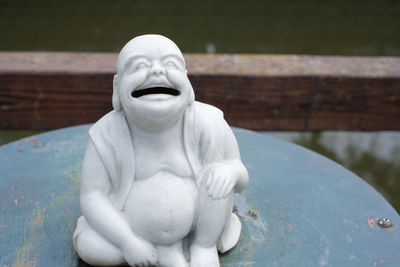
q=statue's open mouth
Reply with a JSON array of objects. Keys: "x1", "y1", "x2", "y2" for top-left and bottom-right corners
[{"x1": 132, "y1": 87, "x2": 180, "y2": 98}]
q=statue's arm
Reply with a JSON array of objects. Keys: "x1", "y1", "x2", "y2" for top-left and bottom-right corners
[
  {"x1": 80, "y1": 139, "x2": 138, "y2": 251},
  {"x1": 221, "y1": 121, "x2": 249, "y2": 193},
  {"x1": 201, "y1": 118, "x2": 249, "y2": 199}
]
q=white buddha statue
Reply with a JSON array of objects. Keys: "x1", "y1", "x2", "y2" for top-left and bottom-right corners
[{"x1": 73, "y1": 34, "x2": 249, "y2": 267}]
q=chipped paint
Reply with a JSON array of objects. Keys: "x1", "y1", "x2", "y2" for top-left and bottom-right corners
[
  {"x1": 234, "y1": 194, "x2": 268, "y2": 245},
  {"x1": 13, "y1": 207, "x2": 46, "y2": 266},
  {"x1": 368, "y1": 218, "x2": 376, "y2": 228},
  {"x1": 13, "y1": 240, "x2": 34, "y2": 266},
  {"x1": 319, "y1": 246, "x2": 330, "y2": 267},
  {"x1": 247, "y1": 208, "x2": 258, "y2": 220},
  {"x1": 64, "y1": 167, "x2": 81, "y2": 185}
]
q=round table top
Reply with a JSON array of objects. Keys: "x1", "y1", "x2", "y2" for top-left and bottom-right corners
[{"x1": 0, "y1": 125, "x2": 399, "y2": 267}]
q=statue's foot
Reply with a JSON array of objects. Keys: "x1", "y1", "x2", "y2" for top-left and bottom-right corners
[
  {"x1": 74, "y1": 219, "x2": 157, "y2": 266},
  {"x1": 189, "y1": 244, "x2": 219, "y2": 267},
  {"x1": 157, "y1": 241, "x2": 188, "y2": 267},
  {"x1": 122, "y1": 235, "x2": 157, "y2": 267},
  {"x1": 74, "y1": 221, "x2": 125, "y2": 266},
  {"x1": 217, "y1": 213, "x2": 241, "y2": 253}
]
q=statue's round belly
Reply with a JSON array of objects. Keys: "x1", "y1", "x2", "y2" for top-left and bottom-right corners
[{"x1": 123, "y1": 172, "x2": 197, "y2": 245}]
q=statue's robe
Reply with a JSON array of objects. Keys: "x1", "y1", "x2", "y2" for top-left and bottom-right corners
[{"x1": 74, "y1": 101, "x2": 241, "y2": 251}]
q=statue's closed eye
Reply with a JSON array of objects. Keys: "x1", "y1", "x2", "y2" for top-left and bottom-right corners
[
  {"x1": 165, "y1": 61, "x2": 177, "y2": 69},
  {"x1": 136, "y1": 62, "x2": 149, "y2": 70}
]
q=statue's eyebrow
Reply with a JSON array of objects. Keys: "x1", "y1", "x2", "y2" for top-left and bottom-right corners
[
  {"x1": 120, "y1": 54, "x2": 150, "y2": 72},
  {"x1": 161, "y1": 54, "x2": 186, "y2": 68}
]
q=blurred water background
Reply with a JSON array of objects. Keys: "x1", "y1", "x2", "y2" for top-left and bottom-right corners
[{"x1": 0, "y1": 0, "x2": 399, "y2": 212}]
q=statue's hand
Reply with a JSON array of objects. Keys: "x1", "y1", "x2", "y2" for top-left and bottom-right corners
[
  {"x1": 121, "y1": 235, "x2": 157, "y2": 266},
  {"x1": 204, "y1": 162, "x2": 238, "y2": 200}
]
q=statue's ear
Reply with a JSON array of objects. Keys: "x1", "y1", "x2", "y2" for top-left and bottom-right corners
[
  {"x1": 112, "y1": 74, "x2": 122, "y2": 111},
  {"x1": 190, "y1": 87, "x2": 195, "y2": 104},
  {"x1": 184, "y1": 69, "x2": 194, "y2": 105}
]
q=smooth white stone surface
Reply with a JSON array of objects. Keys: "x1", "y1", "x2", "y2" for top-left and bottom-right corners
[{"x1": 73, "y1": 34, "x2": 249, "y2": 267}]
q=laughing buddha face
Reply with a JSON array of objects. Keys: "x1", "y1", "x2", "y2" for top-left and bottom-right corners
[{"x1": 113, "y1": 34, "x2": 194, "y2": 130}]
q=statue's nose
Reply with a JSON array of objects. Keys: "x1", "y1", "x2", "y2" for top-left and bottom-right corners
[{"x1": 150, "y1": 62, "x2": 165, "y2": 76}]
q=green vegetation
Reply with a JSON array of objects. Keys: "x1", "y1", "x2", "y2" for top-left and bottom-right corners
[
  {"x1": 0, "y1": 0, "x2": 399, "y2": 55},
  {"x1": 0, "y1": 130, "x2": 43, "y2": 145}
]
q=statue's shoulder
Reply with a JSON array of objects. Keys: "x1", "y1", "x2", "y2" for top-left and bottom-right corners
[
  {"x1": 192, "y1": 101, "x2": 224, "y2": 123},
  {"x1": 89, "y1": 110, "x2": 126, "y2": 139},
  {"x1": 191, "y1": 101, "x2": 228, "y2": 140}
]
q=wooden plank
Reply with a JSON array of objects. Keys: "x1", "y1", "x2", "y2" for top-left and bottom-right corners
[{"x1": 0, "y1": 52, "x2": 399, "y2": 130}]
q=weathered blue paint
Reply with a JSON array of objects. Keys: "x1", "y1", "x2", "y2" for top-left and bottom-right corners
[{"x1": 0, "y1": 125, "x2": 398, "y2": 266}]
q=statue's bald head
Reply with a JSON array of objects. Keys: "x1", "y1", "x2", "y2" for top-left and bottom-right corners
[
  {"x1": 117, "y1": 34, "x2": 186, "y2": 74},
  {"x1": 113, "y1": 34, "x2": 194, "y2": 131}
]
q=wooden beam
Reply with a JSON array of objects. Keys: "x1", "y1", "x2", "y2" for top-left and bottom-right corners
[{"x1": 1, "y1": 52, "x2": 399, "y2": 130}]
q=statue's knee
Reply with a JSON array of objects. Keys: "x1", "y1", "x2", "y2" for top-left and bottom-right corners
[
  {"x1": 74, "y1": 229, "x2": 100, "y2": 259},
  {"x1": 74, "y1": 228, "x2": 124, "y2": 266},
  {"x1": 198, "y1": 178, "x2": 212, "y2": 199},
  {"x1": 74, "y1": 229, "x2": 92, "y2": 261}
]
